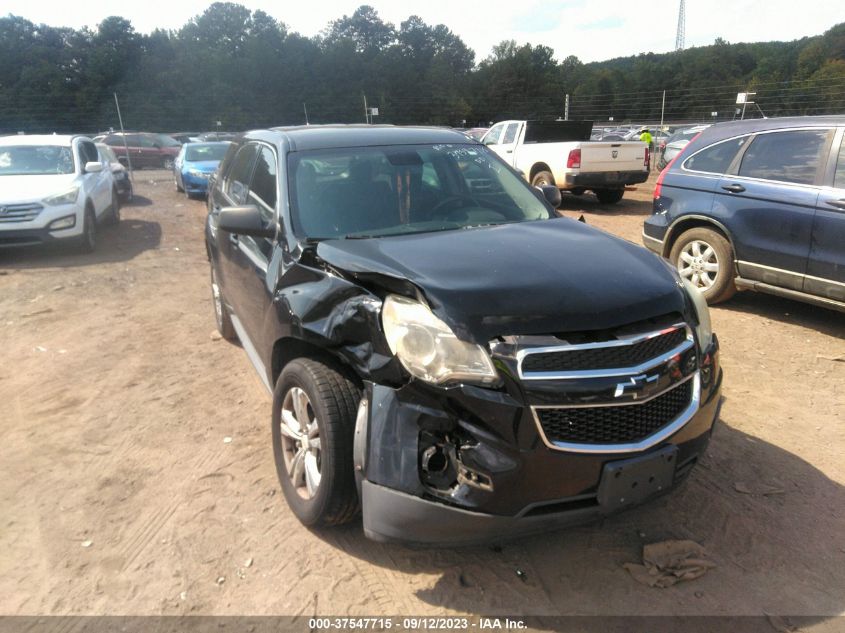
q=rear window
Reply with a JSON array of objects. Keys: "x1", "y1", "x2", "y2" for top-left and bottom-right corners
[
  {"x1": 738, "y1": 129, "x2": 830, "y2": 186},
  {"x1": 683, "y1": 137, "x2": 749, "y2": 174}
]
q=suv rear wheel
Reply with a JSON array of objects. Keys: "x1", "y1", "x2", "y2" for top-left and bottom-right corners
[
  {"x1": 531, "y1": 171, "x2": 555, "y2": 188},
  {"x1": 272, "y1": 358, "x2": 360, "y2": 527},
  {"x1": 670, "y1": 227, "x2": 737, "y2": 304}
]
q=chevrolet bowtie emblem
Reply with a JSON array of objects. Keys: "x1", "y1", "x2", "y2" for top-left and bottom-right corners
[{"x1": 614, "y1": 373, "x2": 659, "y2": 399}]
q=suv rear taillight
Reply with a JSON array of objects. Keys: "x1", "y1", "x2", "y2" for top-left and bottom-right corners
[
  {"x1": 567, "y1": 148, "x2": 581, "y2": 169},
  {"x1": 653, "y1": 132, "x2": 702, "y2": 200},
  {"x1": 644, "y1": 147, "x2": 650, "y2": 168}
]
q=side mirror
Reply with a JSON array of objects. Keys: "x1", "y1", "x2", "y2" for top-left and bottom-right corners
[
  {"x1": 218, "y1": 205, "x2": 276, "y2": 239},
  {"x1": 537, "y1": 185, "x2": 562, "y2": 209},
  {"x1": 84, "y1": 161, "x2": 104, "y2": 173}
]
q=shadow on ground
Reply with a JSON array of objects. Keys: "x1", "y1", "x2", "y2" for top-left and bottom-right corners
[
  {"x1": 717, "y1": 290, "x2": 845, "y2": 339},
  {"x1": 0, "y1": 218, "x2": 162, "y2": 270},
  {"x1": 317, "y1": 420, "x2": 844, "y2": 620}
]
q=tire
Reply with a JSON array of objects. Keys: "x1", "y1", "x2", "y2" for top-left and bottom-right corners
[
  {"x1": 531, "y1": 170, "x2": 555, "y2": 187},
  {"x1": 79, "y1": 206, "x2": 97, "y2": 253},
  {"x1": 210, "y1": 266, "x2": 236, "y2": 341},
  {"x1": 595, "y1": 188, "x2": 625, "y2": 204},
  {"x1": 163, "y1": 157, "x2": 175, "y2": 170},
  {"x1": 175, "y1": 176, "x2": 184, "y2": 193},
  {"x1": 106, "y1": 187, "x2": 121, "y2": 225},
  {"x1": 669, "y1": 227, "x2": 737, "y2": 304},
  {"x1": 570, "y1": 188, "x2": 586, "y2": 196},
  {"x1": 272, "y1": 358, "x2": 360, "y2": 527}
]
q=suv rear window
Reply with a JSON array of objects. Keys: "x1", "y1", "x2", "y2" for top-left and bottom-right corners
[{"x1": 738, "y1": 129, "x2": 830, "y2": 186}]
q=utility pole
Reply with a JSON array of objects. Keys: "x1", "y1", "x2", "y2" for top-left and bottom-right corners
[
  {"x1": 113, "y1": 93, "x2": 133, "y2": 181},
  {"x1": 363, "y1": 94, "x2": 369, "y2": 124},
  {"x1": 660, "y1": 90, "x2": 666, "y2": 128},
  {"x1": 303, "y1": 103, "x2": 309, "y2": 125},
  {"x1": 564, "y1": 94, "x2": 570, "y2": 121}
]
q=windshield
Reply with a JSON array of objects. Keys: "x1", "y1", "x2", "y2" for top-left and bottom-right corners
[
  {"x1": 157, "y1": 134, "x2": 181, "y2": 147},
  {"x1": 186, "y1": 143, "x2": 230, "y2": 162},
  {"x1": 97, "y1": 144, "x2": 118, "y2": 163},
  {"x1": 288, "y1": 144, "x2": 551, "y2": 240},
  {"x1": 0, "y1": 145, "x2": 75, "y2": 176}
]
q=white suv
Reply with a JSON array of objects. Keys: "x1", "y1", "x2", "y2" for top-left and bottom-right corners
[{"x1": 0, "y1": 135, "x2": 119, "y2": 251}]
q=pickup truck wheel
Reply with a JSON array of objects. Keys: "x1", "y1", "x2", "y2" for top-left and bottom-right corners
[
  {"x1": 210, "y1": 267, "x2": 236, "y2": 340},
  {"x1": 531, "y1": 171, "x2": 555, "y2": 187},
  {"x1": 595, "y1": 189, "x2": 624, "y2": 204},
  {"x1": 272, "y1": 359, "x2": 360, "y2": 527},
  {"x1": 670, "y1": 227, "x2": 737, "y2": 304}
]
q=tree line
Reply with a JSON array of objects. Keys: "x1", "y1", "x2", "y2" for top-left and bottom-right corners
[{"x1": 0, "y1": 3, "x2": 843, "y2": 134}]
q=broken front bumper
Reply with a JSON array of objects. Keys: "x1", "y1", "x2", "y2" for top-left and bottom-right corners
[{"x1": 358, "y1": 348, "x2": 722, "y2": 546}]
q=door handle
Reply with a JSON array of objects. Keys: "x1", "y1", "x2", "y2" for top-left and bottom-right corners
[
  {"x1": 824, "y1": 199, "x2": 845, "y2": 210},
  {"x1": 721, "y1": 184, "x2": 746, "y2": 193},
  {"x1": 229, "y1": 233, "x2": 239, "y2": 245},
  {"x1": 506, "y1": 149, "x2": 513, "y2": 153}
]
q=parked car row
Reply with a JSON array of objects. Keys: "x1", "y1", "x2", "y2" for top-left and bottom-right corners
[{"x1": 173, "y1": 141, "x2": 231, "y2": 198}]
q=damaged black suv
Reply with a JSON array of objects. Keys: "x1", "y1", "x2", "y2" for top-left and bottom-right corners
[{"x1": 205, "y1": 125, "x2": 722, "y2": 545}]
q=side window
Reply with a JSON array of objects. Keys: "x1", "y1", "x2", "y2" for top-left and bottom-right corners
[
  {"x1": 124, "y1": 135, "x2": 140, "y2": 147},
  {"x1": 225, "y1": 145, "x2": 259, "y2": 205},
  {"x1": 79, "y1": 142, "x2": 98, "y2": 165},
  {"x1": 484, "y1": 124, "x2": 505, "y2": 145},
  {"x1": 249, "y1": 147, "x2": 278, "y2": 222},
  {"x1": 138, "y1": 135, "x2": 157, "y2": 148},
  {"x1": 835, "y1": 137, "x2": 845, "y2": 190},
  {"x1": 738, "y1": 129, "x2": 831, "y2": 186},
  {"x1": 684, "y1": 136, "x2": 749, "y2": 174},
  {"x1": 502, "y1": 123, "x2": 519, "y2": 144},
  {"x1": 421, "y1": 163, "x2": 441, "y2": 189}
]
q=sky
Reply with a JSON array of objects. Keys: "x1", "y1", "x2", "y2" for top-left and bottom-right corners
[{"x1": 3, "y1": 0, "x2": 844, "y2": 63}]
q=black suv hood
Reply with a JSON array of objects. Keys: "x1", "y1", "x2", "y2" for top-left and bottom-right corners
[{"x1": 316, "y1": 218, "x2": 686, "y2": 343}]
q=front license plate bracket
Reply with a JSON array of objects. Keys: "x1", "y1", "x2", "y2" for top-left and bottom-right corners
[{"x1": 597, "y1": 445, "x2": 678, "y2": 512}]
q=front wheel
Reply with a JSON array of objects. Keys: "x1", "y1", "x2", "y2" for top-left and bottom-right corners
[
  {"x1": 272, "y1": 358, "x2": 360, "y2": 527},
  {"x1": 79, "y1": 207, "x2": 97, "y2": 253},
  {"x1": 670, "y1": 227, "x2": 737, "y2": 304},
  {"x1": 210, "y1": 266, "x2": 236, "y2": 340},
  {"x1": 595, "y1": 188, "x2": 624, "y2": 204},
  {"x1": 106, "y1": 187, "x2": 121, "y2": 225}
]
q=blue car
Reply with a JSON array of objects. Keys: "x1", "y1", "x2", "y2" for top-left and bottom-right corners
[
  {"x1": 643, "y1": 115, "x2": 845, "y2": 312},
  {"x1": 174, "y1": 142, "x2": 231, "y2": 197}
]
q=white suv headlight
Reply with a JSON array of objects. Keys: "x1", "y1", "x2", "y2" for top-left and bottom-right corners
[
  {"x1": 382, "y1": 294, "x2": 498, "y2": 386},
  {"x1": 681, "y1": 278, "x2": 712, "y2": 349},
  {"x1": 43, "y1": 186, "x2": 80, "y2": 206}
]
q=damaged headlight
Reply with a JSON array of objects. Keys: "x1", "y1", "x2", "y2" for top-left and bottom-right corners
[
  {"x1": 382, "y1": 294, "x2": 498, "y2": 386},
  {"x1": 681, "y1": 278, "x2": 712, "y2": 349}
]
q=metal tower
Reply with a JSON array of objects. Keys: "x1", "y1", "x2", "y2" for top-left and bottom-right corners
[{"x1": 675, "y1": 0, "x2": 686, "y2": 51}]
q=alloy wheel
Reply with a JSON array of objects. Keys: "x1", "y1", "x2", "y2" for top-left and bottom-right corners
[
  {"x1": 279, "y1": 387, "x2": 322, "y2": 499},
  {"x1": 678, "y1": 239, "x2": 719, "y2": 290}
]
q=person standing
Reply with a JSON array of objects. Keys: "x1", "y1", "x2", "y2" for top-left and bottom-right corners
[{"x1": 639, "y1": 128, "x2": 654, "y2": 169}]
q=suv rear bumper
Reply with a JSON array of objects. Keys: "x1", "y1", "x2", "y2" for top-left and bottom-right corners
[{"x1": 563, "y1": 170, "x2": 649, "y2": 189}]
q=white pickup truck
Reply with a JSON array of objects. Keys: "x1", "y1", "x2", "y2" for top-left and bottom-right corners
[{"x1": 481, "y1": 120, "x2": 649, "y2": 204}]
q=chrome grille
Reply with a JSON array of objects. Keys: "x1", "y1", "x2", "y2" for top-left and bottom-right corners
[
  {"x1": 518, "y1": 324, "x2": 693, "y2": 379},
  {"x1": 0, "y1": 203, "x2": 43, "y2": 223},
  {"x1": 535, "y1": 379, "x2": 693, "y2": 446}
]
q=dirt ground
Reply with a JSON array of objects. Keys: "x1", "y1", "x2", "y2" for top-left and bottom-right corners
[{"x1": 1, "y1": 170, "x2": 843, "y2": 620}]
